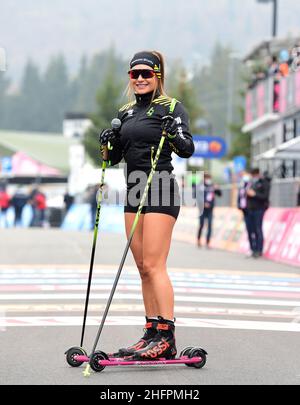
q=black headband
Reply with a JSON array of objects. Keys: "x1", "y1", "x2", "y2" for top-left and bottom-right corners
[{"x1": 130, "y1": 52, "x2": 161, "y2": 76}]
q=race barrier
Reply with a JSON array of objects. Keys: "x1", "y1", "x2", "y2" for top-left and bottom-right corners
[
  {"x1": 61, "y1": 204, "x2": 125, "y2": 233},
  {"x1": 173, "y1": 206, "x2": 300, "y2": 267},
  {"x1": 2, "y1": 201, "x2": 298, "y2": 266}
]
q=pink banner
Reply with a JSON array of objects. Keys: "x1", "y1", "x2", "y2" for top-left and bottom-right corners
[
  {"x1": 277, "y1": 211, "x2": 300, "y2": 266},
  {"x1": 245, "y1": 92, "x2": 253, "y2": 124},
  {"x1": 295, "y1": 70, "x2": 300, "y2": 108},
  {"x1": 263, "y1": 209, "x2": 295, "y2": 261},
  {"x1": 210, "y1": 208, "x2": 239, "y2": 250},
  {"x1": 279, "y1": 77, "x2": 287, "y2": 114},
  {"x1": 12, "y1": 152, "x2": 61, "y2": 176},
  {"x1": 273, "y1": 81, "x2": 280, "y2": 112},
  {"x1": 175, "y1": 207, "x2": 300, "y2": 268},
  {"x1": 256, "y1": 83, "x2": 265, "y2": 117}
]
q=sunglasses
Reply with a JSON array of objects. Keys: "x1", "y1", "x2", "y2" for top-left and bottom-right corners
[{"x1": 128, "y1": 69, "x2": 155, "y2": 80}]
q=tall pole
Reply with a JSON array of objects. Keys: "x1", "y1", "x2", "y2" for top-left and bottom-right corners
[
  {"x1": 257, "y1": 0, "x2": 278, "y2": 38},
  {"x1": 226, "y1": 56, "x2": 235, "y2": 151},
  {"x1": 272, "y1": 0, "x2": 278, "y2": 37}
]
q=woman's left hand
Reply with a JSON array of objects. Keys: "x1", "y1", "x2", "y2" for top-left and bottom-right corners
[{"x1": 161, "y1": 115, "x2": 177, "y2": 137}]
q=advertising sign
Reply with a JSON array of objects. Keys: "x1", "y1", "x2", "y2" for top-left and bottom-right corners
[
  {"x1": 193, "y1": 136, "x2": 227, "y2": 159},
  {"x1": 1, "y1": 157, "x2": 12, "y2": 174}
]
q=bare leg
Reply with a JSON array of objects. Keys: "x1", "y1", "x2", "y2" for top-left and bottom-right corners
[
  {"x1": 124, "y1": 213, "x2": 149, "y2": 312},
  {"x1": 142, "y1": 213, "x2": 176, "y2": 320}
]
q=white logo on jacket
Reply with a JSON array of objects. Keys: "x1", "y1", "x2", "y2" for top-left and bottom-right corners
[{"x1": 177, "y1": 126, "x2": 186, "y2": 140}]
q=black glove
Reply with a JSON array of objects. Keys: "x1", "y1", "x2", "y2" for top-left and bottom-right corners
[
  {"x1": 161, "y1": 115, "x2": 178, "y2": 137},
  {"x1": 99, "y1": 129, "x2": 115, "y2": 146}
]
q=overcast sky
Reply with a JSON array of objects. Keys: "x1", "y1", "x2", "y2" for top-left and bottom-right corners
[{"x1": 1, "y1": 0, "x2": 300, "y2": 81}]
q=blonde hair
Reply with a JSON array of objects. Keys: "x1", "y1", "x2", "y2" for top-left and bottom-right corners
[{"x1": 125, "y1": 50, "x2": 168, "y2": 104}]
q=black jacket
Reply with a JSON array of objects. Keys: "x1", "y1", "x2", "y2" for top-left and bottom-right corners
[
  {"x1": 247, "y1": 177, "x2": 271, "y2": 210},
  {"x1": 107, "y1": 91, "x2": 194, "y2": 181},
  {"x1": 197, "y1": 182, "x2": 222, "y2": 211}
]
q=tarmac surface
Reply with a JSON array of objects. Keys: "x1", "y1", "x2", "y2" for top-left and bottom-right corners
[{"x1": 0, "y1": 228, "x2": 300, "y2": 385}]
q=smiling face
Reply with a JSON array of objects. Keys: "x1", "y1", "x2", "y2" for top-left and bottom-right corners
[{"x1": 129, "y1": 64, "x2": 158, "y2": 95}]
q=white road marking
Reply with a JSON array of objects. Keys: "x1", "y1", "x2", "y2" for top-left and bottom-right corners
[
  {"x1": 1, "y1": 316, "x2": 300, "y2": 332},
  {"x1": 0, "y1": 292, "x2": 300, "y2": 307},
  {"x1": 1, "y1": 279, "x2": 300, "y2": 292},
  {"x1": 1, "y1": 265, "x2": 300, "y2": 332},
  {"x1": 0, "y1": 303, "x2": 298, "y2": 319}
]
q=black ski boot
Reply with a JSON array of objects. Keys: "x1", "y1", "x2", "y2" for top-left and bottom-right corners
[
  {"x1": 111, "y1": 317, "x2": 159, "y2": 357},
  {"x1": 125, "y1": 317, "x2": 177, "y2": 361}
]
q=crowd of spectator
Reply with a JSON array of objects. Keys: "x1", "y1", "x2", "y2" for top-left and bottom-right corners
[
  {"x1": 0, "y1": 185, "x2": 47, "y2": 227},
  {"x1": 248, "y1": 42, "x2": 300, "y2": 90}
]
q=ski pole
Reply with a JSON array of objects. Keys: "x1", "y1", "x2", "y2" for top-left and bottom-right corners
[
  {"x1": 83, "y1": 129, "x2": 168, "y2": 377},
  {"x1": 79, "y1": 118, "x2": 121, "y2": 348}
]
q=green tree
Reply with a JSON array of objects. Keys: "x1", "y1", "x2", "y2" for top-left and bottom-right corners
[
  {"x1": 71, "y1": 54, "x2": 89, "y2": 112},
  {"x1": 73, "y1": 47, "x2": 127, "y2": 114},
  {"x1": 167, "y1": 61, "x2": 203, "y2": 133},
  {"x1": 83, "y1": 49, "x2": 124, "y2": 166},
  {"x1": 227, "y1": 101, "x2": 251, "y2": 164},
  {"x1": 41, "y1": 54, "x2": 72, "y2": 132},
  {"x1": 17, "y1": 60, "x2": 44, "y2": 131},
  {"x1": 0, "y1": 71, "x2": 10, "y2": 128},
  {"x1": 192, "y1": 42, "x2": 245, "y2": 142},
  {"x1": 0, "y1": 57, "x2": 71, "y2": 132}
]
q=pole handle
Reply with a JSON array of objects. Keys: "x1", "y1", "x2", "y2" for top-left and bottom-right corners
[{"x1": 102, "y1": 146, "x2": 109, "y2": 162}]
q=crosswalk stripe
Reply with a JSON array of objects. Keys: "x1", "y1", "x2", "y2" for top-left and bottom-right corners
[
  {"x1": 1, "y1": 292, "x2": 300, "y2": 307},
  {"x1": 1, "y1": 278, "x2": 299, "y2": 292},
  {"x1": 0, "y1": 264, "x2": 298, "y2": 279},
  {"x1": 1, "y1": 316, "x2": 300, "y2": 332},
  {"x1": 0, "y1": 303, "x2": 299, "y2": 319},
  {"x1": 1, "y1": 284, "x2": 300, "y2": 300},
  {"x1": 1, "y1": 265, "x2": 300, "y2": 331},
  {"x1": 1, "y1": 274, "x2": 299, "y2": 286}
]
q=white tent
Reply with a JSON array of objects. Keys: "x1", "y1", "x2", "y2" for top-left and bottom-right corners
[{"x1": 254, "y1": 136, "x2": 300, "y2": 161}]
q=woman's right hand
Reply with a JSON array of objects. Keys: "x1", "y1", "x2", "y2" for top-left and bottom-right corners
[{"x1": 99, "y1": 129, "x2": 116, "y2": 146}]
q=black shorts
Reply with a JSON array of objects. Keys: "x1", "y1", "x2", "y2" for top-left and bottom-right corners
[{"x1": 124, "y1": 172, "x2": 181, "y2": 220}]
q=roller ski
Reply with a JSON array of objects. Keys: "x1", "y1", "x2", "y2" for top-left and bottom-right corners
[
  {"x1": 66, "y1": 316, "x2": 207, "y2": 372},
  {"x1": 66, "y1": 346, "x2": 207, "y2": 373}
]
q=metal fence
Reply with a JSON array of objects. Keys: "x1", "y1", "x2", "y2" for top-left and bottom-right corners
[
  {"x1": 216, "y1": 178, "x2": 300, "y2": 208},
  {"x1": 268, "y1": 177, "x2": 300, "y2": 207},
  {"x1": 215, "y1": 185, "x2": 232, "y2": 207}
]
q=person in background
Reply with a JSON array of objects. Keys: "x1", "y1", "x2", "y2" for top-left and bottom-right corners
[
  {"x1": 0, "y1": 185, "x2": 10, "y2": 228},
  {"x1": 35, "y1": 189, "x2": 47, "y2": 227},
  {"x1": 10, "y1": 187, "x2": 28, "y2": 227},
  {"x1": 63, "y1": 191, "x2": 74, "y2": 214},
  {"x1": 262, "y1": 171, "x2": 272, "y2": 211},
  {"x1": 30, "y1": 188, "x2": 47, "y2": 227},
  {"x1": 279, "y1": 61, "x2": 289, "y2": 77},
  {"x1": 29, "y1": 188, "x2": 38, "y2": 227},
  {"x1": 246, "y1": 168, "x2": 271, "y2": 258},
  {"x1": 191, "y1": 171, "x2": 199, "y2": 199},
  {"x1": 237, "y1": 171, "x2": 254, "y2": 257},
  {"x1": 268, "y1": 55, "x2": 279, "y2": 77},
  {"x1": 197, "y1": 173, "x2": 222, "y2": 248}
]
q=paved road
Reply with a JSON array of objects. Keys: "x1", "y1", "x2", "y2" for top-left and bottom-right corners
[{"x1": 0, "y1": 228, "x2": 300, "y2": 385}]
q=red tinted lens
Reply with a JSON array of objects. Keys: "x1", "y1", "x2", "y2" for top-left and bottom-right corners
[{"x1": 128, "y1": 69, "x2": 155, "y2": 79}]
